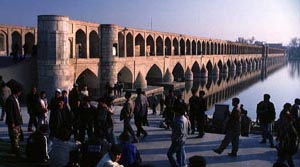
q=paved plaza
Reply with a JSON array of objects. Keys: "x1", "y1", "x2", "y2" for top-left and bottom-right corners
[{"x1": 0, "y1": 106, "x2": 299, "y2": 167}]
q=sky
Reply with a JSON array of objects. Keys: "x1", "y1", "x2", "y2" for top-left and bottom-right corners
[{"x1": 0, "y1": 0, "x2": 299, "y2": 45}]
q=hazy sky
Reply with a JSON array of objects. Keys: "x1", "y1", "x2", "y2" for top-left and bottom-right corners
[{"x1": 0, "y1": 0, "x2": 299, "y2": 45}]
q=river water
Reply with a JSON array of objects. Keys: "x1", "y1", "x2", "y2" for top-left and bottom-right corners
[{"x1": 177, "y1": 61, "x2": 300, "y2": 120}]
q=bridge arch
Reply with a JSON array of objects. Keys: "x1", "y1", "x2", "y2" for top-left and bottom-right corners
[
  {"x1": 0, "y1": 31, "x2": 6, "y2": 53},
  {"x1": 173, "y1": 38, "x2": 179, "y2": 55},
  {"x1": 192, "y1": 40, "x2": 196, "y2": 55},
  {"x1": 89, "y1": 30, "x2": 99, "y2": 58},
  {"x1": 172, "y1": 62, "x2": 185, "y2": 82},
  {"x1": 135, "y1": 33, "x2": 145, "y2": 56},
  {"x1": 191, "y1": 61, "x2": 201, "y2": 79},
  {"x1": 197, "y1": 41, "x2": 201, "y2": 55},
  {"x1": 117, "y1": 66, "x2": 133, "y2": 89},
  {"x1": 146, "y1": 64, "x2": 163, "y2": 84},
  {"x1": 165, "y1": 37, "x2": 171, "y2": 56},
  {"x1": 186, "y1": 39, "x2": 191, "y2": 55},
  {"x1": 180, "y1": 38, "x2": 185, "y2": 55},
  {"x1": 76, "y1": 68, "x2": 98, "y2": 96},
  {"x1": 118, "y1": 32, "x2": 124, "y2": 57},
  {"x1": 156, "y1": 36, "x2": 163, "y2": 56},
  {"x1": 146, "y1": 35, "x2": 155, "y2": 56},
  {"x1": 126, "y1": 33, "x2": 133, "y2": 57},
  {"x1": 76, "y1": 29, "x2": 87, "y2": 58},
  {"x1": 12, "y1": 31, "x2": 21, "y2": 54},
  {"x1": 206, "y1": 41, "x2": 210, "y2": 55},
  {"x1": 202, "y1": 41, "x2": 206, "y2": 55},
  {"x1": 24, "y1": 32, "x2": 34, "y2": 55}
]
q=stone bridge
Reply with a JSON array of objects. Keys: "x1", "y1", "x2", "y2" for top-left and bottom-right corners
[{"x1": 0, "y1": 15, "x2": 286, "y2": 97}]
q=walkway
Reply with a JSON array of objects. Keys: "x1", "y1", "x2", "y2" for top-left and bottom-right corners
[{"x1": 0, "y1": 106, "x2": 299, "y2": 167}]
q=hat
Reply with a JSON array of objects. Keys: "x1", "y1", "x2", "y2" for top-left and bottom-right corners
[{"x1": 56, "y1": 88, "x2": 62, "y2": 93}]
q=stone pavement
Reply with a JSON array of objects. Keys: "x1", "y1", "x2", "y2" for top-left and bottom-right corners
[{"x1": 0, "y1": 106, "x2": 299, "y2": 167}]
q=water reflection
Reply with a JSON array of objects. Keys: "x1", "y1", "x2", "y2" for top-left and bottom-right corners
[
  {"x1": 179, "y1": 63, "x2": 286, "y2": 113},
  {"x1": 288, "y1": 61, "x2": 300, "y2": 78}
]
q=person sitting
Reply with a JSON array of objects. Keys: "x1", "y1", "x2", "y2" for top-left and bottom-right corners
[
  {"x1": 118, "y1": 132, "x2": 142, "y2": 167},
  {"x1": 26, "y1": 124, "x2": 49, "y2": 163},
  {"x1": 96, "y1": 144, "x2": 124, "y2": 167}
]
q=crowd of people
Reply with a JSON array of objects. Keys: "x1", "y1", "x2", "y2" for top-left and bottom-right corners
[{"x1": 0, "y1": 76, "x2": 299, "y2": 167}]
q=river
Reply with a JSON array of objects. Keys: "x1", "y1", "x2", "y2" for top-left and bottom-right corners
[{"x1": 177, "y1": 61, "x2": 300, "y2": 120}]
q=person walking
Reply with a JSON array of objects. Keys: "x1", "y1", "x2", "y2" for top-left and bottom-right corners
[
  {"x1": 188, "y1": 89, "x2": 199, "y2": 135},
  {"x1": 164, "y1": 89, "x2": 176, "y2": 129},
  {"x1": 256, "y1": 94, "x2": 276, "y2": 147},
  {"x1": 26, "y1": 86, "x2": 39, "y2": 132},
  {"x1": 213, "y1": 97, "x2": 241, "y2": 157},
  {"x1": 198, "y1": 90, "x2": 207, "y2": 138},
  {"x1": 149, "y1": 93, "x2": 158, "y2": 115},
  {"x1": 4, "y1": 85, "x2": 23, "y2": 156},
  {"x1": 121, "y1": 92, "x2": 138, "y2": 143},
  {"x1": 167, "y1": 93, "x2": 189, "y2": 167},
  {"x1": 134, "y1": 88, "x2": 148, "y2": 138}
]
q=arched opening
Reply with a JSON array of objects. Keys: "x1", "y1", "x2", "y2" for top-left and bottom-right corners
[
  {"x1": 202, "y1": 41, "x2": 206, "y2": 55},
  {"x1": 180, "y1": 39, "x2": 185, "y2": 55},
  {"x1": 76, "y1": 69, "x2": 98, "y2": 97},
  {"x1": 146, "y1": 35, "x2": 155, "y2": 56},
  {"x1": 173, "y1": 38, "x2": 179, "y2": 55},
  {"x1": 156, "y1": 36, "x2": 163, "y2": 56},
  {"x1": 117, "y1": 66, "x2": 133, "y2": 89},
  {"x1": 126, "y1": 33, "x2": 133, "y2": 57},
  {"x1": 206, "y1": 61, "x2": 213, "y2": 77},
  {"x1": 210, "y1": 42, "x2": 214, "y2": 55},
  {"x1": 146, "y1": 64, "x2": 163, "y2": 84},
  {"x1": 165, "y1": 37, "x2": 171, "y2": 56},
  {"x1": 89, "y1": 31, "x2": 99, "y2": 58},
  {"x1": 217, "y1": 43, "x2": 221, "y2": 55},
  {"x1": 197, "y1": 41, "x2": 201, "y2": 55},
  {"x1": 192, "y1": 40, "x2": 196, "y2": 55},
  {"x1": 206, "y1": 42, "x2": 210, "y2": 55},
  {"x1": 24, "y1": 32, "x2": 34, "y2": 55},
  {"x1": 118, "y1": 32, "x2": 125, "y2": 57},
  {"x1": 172, "y1": 63, "x2": 185, "y2": 82},
  {"x1": 75, "y1": 29, "x2": 87, "y2": 58},
  {"x1": 186, "y1": 39, "x2": 191, "y2": 55},
  {"x1": 0, "y1": 31, "x2": 7, "y2": 54},
  {"x1": 191, "y1": 61, "x2": 201, "y2": 79},
  {"x1": 135, "y1": 33, "x2": 145, "y2": 56},
  {"x1": 11, "y1": 31, "x2": 22, "y2": 55}
]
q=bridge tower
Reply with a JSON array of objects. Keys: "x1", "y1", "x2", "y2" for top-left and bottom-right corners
[
  {"x1": 37, "y1": 15, "x2": 72, "y2": 95},
  {"x1": 99, "y1": 24, "x2": 119, "y2": 95}
]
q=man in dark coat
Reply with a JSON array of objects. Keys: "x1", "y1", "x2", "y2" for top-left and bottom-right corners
[
  {"x1": 134, "y1": 88, "x2": 148, "y2": 137},
  {"x1": 5, "y1": 85, "x2": 23, "y2": 155},
  {"x1": 188, "y1": 89, "x2": 199, "y2": 135},
  {"x1": 26, "y1": 86, "x2": 39, "y2": 132},
  {"x1": 256, "y1": 94, "x2": 276, "y2": 147},
  {"x1": 198, "y1": 90, "x2": 207, "y2": 138},
  {"x1": 49, "y1": 97, "x2": 73, "y2": 139},
  {"x1": 213, "y1": 97, "x2": 241, "y2": 157}
]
